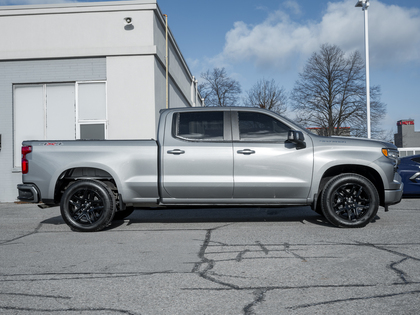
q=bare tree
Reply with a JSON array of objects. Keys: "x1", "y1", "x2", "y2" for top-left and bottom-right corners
[
  {"x1": 291, "y1": 44, "x2": 386, "y2": 138},
  {"x1": 198, "y1": 67, "x2": 241, "y2": 107},
  {"x1": 243, "y1": 78, "x2": 287, "y2": 115}
]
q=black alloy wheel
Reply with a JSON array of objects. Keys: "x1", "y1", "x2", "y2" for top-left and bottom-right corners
[
  {"x1": 321, "y1": 174, "x2": 379, "y2": 228},
  {"x1": 60, "y1": 179, "x2": 115, "y2": 232}
]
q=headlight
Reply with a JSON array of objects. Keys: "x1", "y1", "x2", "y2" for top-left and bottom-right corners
[
  {"x1": 382, "y1": 148, "x2": 400, "y2": 169},
  {"x1": 382, "y1": 148, "x2": 399, "y2": 159}
]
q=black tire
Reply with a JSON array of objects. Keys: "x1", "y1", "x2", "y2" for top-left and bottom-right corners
[
  {"x1": 60, "y1": 180, "x2": 116, "y2": 232},
  {"x1": 321, "y1": 174, "x2": 379, "y2": 228},
  {"x1": 113, "y1": 206, "x2": 135, "y2": 220}
]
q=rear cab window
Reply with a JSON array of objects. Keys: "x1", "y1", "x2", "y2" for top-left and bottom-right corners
[{"x1": 173, "y1": 111, "x2": 225, "y2": 141}]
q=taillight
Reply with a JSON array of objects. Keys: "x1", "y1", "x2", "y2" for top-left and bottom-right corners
[{"x1": 22, "y1": 146, "x2": 32, "y2": 174}]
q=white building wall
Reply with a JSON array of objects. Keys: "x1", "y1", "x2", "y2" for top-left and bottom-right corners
[
  {"x1": 0, "y1": 1, "x2": 156, "y2": 60},
  {"x1": 0, "y1": 1, "x2": 202, "y2": 202},
  {"x1": 107, "y1": 55, "x2": 157, "y2": 139}
]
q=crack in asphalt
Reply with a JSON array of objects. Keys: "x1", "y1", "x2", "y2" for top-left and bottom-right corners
[
  {"x1": 243, "y1": 289, "x2": 267, "y2": 315},
  {"x1": 191, "y1": 228, "x2": 420, "y2": 314},
  {"x1": 389, "y1": 257, "x2": 410, "y2": 284},
  {"x1": 0, "y1": 223, "x2": 42, "y2": 245},
  {"x1": 0, "y1": 306, "x2": 140, "y2": 314},
  {"x1": 191, "y1": 226, "x2": 240, "y2": 290},
  {"x1": 354, "y1": 241, "x2": 420, "y2": 285},
  {"x1": 355, "y1": 241, "x2": 420, "y2": 262},
  {"x1": 235, "y1": 249, "x2": 250, "y2": 262},
  {"x1": 255, "y1": 241, "x2": 269, "y2": 255},
  {"x1": 287, "y1": 289, "x2": 420, "y2": 310},
  {"x1": 284, "y1": 242, "x2": 307, "y2": 262},
  {"x1": 0, "y1": 270, "x2": 177, "y2": 282},
  {"x1": 0, "y1": 292, "x2": 71, "y2": 299}
]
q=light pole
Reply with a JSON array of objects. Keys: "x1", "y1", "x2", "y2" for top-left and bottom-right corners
[{"x1": 355, "y1": 0, "x2": 371, "y2": 139}]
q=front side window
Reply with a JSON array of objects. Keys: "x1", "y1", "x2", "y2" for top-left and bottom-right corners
[
  {"x1": 174, "y1": 112, "x2": 224, "y2": 141},
  {"x1": 238, "y1": 112, "x2": 289, "y2": 142}
]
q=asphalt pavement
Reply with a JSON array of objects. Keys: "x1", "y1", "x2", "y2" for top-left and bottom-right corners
[{"x1": 0, "y1": 200, "x2": 419, "y2": 314}]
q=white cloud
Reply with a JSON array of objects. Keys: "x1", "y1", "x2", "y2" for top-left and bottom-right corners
[
  {"x1": 221, "y1": 0, "x2": 420, "y2": 70},
  {"x1": 283, "y1": 0, "x2": 301, "y2": 15}
]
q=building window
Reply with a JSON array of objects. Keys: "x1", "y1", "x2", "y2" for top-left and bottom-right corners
[
  {"x1": 13, "y1": 81, "x2": 106, "y2": 168},
  {"x1": 80, "y1": 124, "x2": 106, "y2": 140},
  {"x1": 76, "y1": 82, "x2": 107, "y2": 140}
]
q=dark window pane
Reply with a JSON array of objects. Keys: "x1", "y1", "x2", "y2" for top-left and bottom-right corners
[
  {"x1": 80, "y1": 124, "x2": 105, "y2": 140},
  {"x1": 238, "y1": 112, "x2": 289, "y2": 142},
  {"x1": 412, "y1": 157, "x2": 420, "y2": 164},
  {"x1": 176, "y1": 112, "x2": 224, "y2": 141}
]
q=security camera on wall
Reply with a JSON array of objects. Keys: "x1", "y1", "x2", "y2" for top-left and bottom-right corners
[{"x1": 124, "y1": 17, "x2": 134, "y2": 30}]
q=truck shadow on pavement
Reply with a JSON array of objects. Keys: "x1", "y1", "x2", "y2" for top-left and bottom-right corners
[
  {"x1": 122, "y1": 206, "x2": 329, "y2": 224},
  {"x1": 41, "y1": 206, "x2": 381, "y2": 230}
]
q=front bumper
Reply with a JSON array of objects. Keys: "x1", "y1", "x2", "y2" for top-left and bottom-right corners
[
  {"x1": 17, "y1": 184, "x2": 40, "y2": 203},
  {"x1": 384, "y1": 182, "x2": 404, "y2": 206}
]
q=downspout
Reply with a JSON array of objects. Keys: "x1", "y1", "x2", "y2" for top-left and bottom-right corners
[{"x1": 163, "y1": 14, "x2": 168, "y2": 109}]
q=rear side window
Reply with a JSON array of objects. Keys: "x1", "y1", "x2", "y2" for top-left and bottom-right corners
[
  {"x1": 238, "y1": 112, "x2": 289, "y2": 142},
  {"x1": 174, "y1": 112, "x2": 224, "y2": 141}
]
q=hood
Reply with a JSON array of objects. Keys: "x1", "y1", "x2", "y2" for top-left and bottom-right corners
[{"x1": 310, "y1": 134, "x2": 397, "y2": 150}]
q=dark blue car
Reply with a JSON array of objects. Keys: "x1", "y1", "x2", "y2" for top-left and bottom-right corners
[{"x1": 398, "y1": 154, "x2": 420, "y2": 197}]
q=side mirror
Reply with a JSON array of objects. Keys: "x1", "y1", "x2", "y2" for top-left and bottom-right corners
[{"x1": 287, "y1": 130, "x2": 306, "y2": 149}]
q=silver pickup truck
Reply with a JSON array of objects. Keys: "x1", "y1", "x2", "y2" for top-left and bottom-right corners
[{"x1": 18, "y1": 107, "x2": 403, "y2": 231}]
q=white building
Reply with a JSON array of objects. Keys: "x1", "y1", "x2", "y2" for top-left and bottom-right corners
[{"x1": 0, "y1": 0, "x2": 203, "y2": 202}]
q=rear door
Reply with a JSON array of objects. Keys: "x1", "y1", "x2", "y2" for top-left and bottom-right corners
[
  {"x1": 232, "y1": 110, "x2": 313, "y2": 201},
  {"x1": 162, "y1": 110, "x2": 233, "y2": 199}
]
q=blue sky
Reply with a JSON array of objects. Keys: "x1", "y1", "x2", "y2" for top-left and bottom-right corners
[{"x1": 2, "y1": 0, "x2": 420, "y2": 139}]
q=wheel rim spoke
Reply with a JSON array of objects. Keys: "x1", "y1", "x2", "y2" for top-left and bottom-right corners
[
  {"x1": 333, "y1": 183, "x2": 370, "y2": 222},
  {"x1": 68, "y1": 187, "x2": 105, "y2": 225}
]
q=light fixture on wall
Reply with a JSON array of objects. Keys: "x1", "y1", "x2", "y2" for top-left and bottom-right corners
[{"x1": 124, "y1": 17, "x2": 134, "y2": 30}]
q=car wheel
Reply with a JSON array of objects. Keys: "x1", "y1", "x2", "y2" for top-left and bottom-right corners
[
  {"x1": 113, "y1": 207, "x2": 135, "y2": 220},
  {"x1": 321, "y1": 174, "x2": 379, "y2": 228},
  {"x1": 60, "y1": 180, "x2": 116, "y2": 232}
]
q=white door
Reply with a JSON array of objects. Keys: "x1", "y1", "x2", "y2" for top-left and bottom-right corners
[
  {"x1": 13, "y1": 84, "x2": 76, "y2": 168},
  {"x1": 46, "y1": 84, "x2": 75, "y2": 140}
]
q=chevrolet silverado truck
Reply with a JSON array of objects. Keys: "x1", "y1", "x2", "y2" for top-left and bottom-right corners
[{"x1": 17, "y1": 107, "x2": 403, "y2": 231}]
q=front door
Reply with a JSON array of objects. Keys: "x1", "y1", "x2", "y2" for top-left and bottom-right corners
[{"x1": 232, "y1": 111, "x2": 313, "y2": 201}]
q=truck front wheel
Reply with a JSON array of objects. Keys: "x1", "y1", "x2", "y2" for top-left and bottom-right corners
[
  {"x1": 60, "y1": 180, "x2": 116, "y2": 232},
  {"x1": 321, "y1": 174, "x2": 379, "y2": 228}
]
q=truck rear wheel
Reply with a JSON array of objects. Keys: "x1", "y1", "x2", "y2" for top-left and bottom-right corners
[
  {"x1": 60, "y1": 180, "x2": 116, "y2": 232},
  {"x1": 321, "y1": 174, "x2": 379, "y2": 228}
]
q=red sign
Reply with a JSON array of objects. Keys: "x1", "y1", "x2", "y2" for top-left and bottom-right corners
[{"x1": 397, "y1": 120, "x2": 414, "y2": 126}]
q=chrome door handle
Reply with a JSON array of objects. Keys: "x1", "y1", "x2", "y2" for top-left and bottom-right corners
[
  {"x1": 237, "y1": 149, "x2": 255, "y2": 155},
  {"x1": 167, "y1": 149, "x2": 185, "y2": 155}
]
